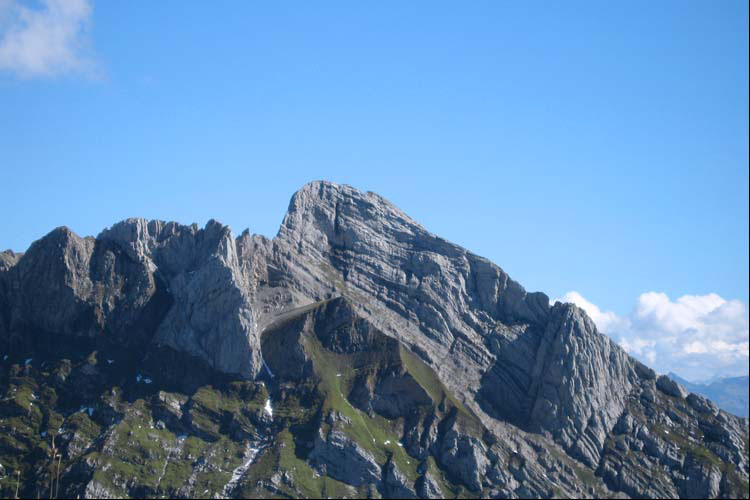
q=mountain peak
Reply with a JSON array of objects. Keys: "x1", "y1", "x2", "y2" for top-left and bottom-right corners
[
  {"x1": 0, "y1": 249, "x2": 23, "y2": 271},
  {"x1": 0, "y1": 183, "x2": 747, "y2": 499},
  {"x1": 280, "y1": 180, "x2": 419, "y2": 242}
]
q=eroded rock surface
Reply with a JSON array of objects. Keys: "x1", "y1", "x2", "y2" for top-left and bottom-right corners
[{"x1": 0, "y1": 181, "x2": 747, "y2": 499}]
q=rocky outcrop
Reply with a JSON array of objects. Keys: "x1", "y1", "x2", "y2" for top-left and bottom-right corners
[
  {"x1": 383, "y1": 461, "x2": 417, "y2": 498},
  {"x1": 436, "y1": 425, "x2": 489, "y2": 491},
  {"x1": 308, "y1": 427, "x2": 381, "y2": 487},
  {"x1": 656, "y1": 374, "x2": 689, "y2": 399},
  {"x1": 415, "y1": 473, "x2": 444, "y2": 499},
  {"x1": 0, "y1": 249, "x2": 22, "y2": 271},
  {"x1": 528, "y1": 303, "x2": 636, "y2": 467},
  {"x1": 97, "y1": 218, "x2": 266, "y2": 377},
  {"x1": 669, "y1": 372, "x2": 749, "y2": 418},
  {"x1": 6, "y1": 227, "x2": 97, "y2": 338},
  {"x1": 1, "y1": 224, "x2": 171, "y2": 353},
  {"x1": 1, "y1": 219, "x2": 272, "y2": 377},
  {"x1": 687, "y1": 393, "x2": 719, "y2": 416},
  {"x1": 273, "y1": 182, "x2": 552, "y2": 425},
  {"x1": 1, "y1": 180, "x2": 747, "y2": 499}
]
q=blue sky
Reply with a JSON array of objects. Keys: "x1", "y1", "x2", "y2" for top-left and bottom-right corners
[{"x1": 0, "y1": 1, "x2": 747, "y2": 380}]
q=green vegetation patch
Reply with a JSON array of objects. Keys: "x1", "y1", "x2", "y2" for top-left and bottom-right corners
[{"x1": 302, "y1": 331, "x2": 421, "y2": 482}]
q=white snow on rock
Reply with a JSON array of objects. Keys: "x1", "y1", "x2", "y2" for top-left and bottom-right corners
[{"x1": 222, "y1": 442, "x2": 264, "y2": 496}]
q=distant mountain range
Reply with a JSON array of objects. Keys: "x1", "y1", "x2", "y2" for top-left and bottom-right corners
[{"x1": 668, "y1": 372, "x2": 749, "y2": 418}]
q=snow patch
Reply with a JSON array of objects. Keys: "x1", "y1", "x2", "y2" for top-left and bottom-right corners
[{"x1": 264, "y1": 398, "x2": 273, "y2": 418}]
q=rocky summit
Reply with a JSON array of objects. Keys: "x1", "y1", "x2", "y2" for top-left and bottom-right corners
[{"x1": 0, "y1": 181, "x2": 747, "y2": 499}]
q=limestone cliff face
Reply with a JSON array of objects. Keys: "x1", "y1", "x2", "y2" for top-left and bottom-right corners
[
  {"x1": 275, "y1": 182, "x2": 552, "y2": 423},
  {"x1": 528, "y1": 303, "x2": 636, "y2": 467},
  {"x1": 278, "y1": 181, "x2": 550, "y2": 329},
  {"x1": 272, "y1": 182, "x2": 637, "y2": 465},
  {"x1": 3, "y1": 226, "x2": 161, "y2": 346},
  {"x1": 97, "y1": 218, "x2": 263, "y2": 378},
  {"x1": 0, "y1": 180, "x2": 747, "y2": 499}
]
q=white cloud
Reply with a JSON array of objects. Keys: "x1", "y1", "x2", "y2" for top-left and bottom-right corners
[
  {"x1": 555, "y1": 290, "x2": 749, "y2": 382},
  {"x1": 0, "y1": 0, "x2": 95, "y2": 77},
  {"x1": 552, "y1": 291, "x2": 624, "y2": 333}
]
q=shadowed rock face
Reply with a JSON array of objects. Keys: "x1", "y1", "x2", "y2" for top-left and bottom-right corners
[
  {"x1": 3, "y1": 226, "x2": 167, "y2": 351},
  {"x1": 0, "y1": 180, "x2": 747, "y2": 499},
  {"x1": 98, "y1": 218, "x2": 264, "y2": 377}
]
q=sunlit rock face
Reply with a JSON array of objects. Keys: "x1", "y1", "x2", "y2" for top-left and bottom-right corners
[{"x1": 0, "y1": 181, "x2": 747, "y2": 499}]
